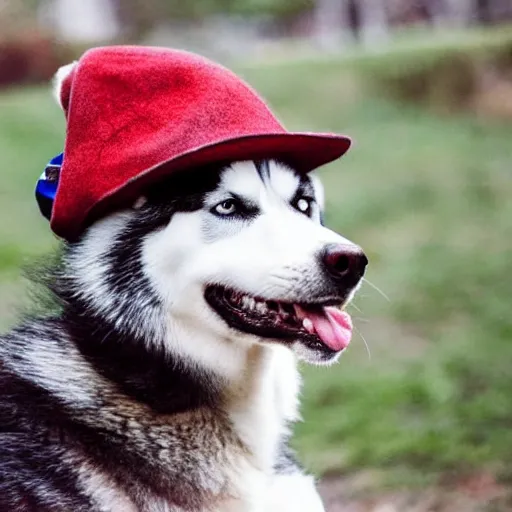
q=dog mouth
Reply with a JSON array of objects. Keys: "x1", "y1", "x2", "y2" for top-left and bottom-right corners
[{"x1": 204, "y1": 285, "x2": 352, "y2": 354}]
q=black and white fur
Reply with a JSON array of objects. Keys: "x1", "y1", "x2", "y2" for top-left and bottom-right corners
[{"x1": 0, "y1": 68, "x2": 366, "y2": 512}]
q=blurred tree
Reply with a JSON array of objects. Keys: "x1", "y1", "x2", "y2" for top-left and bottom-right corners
[
  {"x1": 443, "y1": 0, "x2": 478, "y2": 26},
  {"x1": 424, "y1": 0, "x2": 449, "y2": 27},
  {"x1": 0, "y1": 0, "x2": 39, "y2": 36},
  {"x1": 313, "y1": 0, "x2": 351, "y2": 51},
  {"x1": 116, "y1": 0, "x2": 313, "y2": 37},
  {"x1": 228, "y1": 0, "x2": 313, "y2": 17},
  {"x1": 476, "y1": 0, "x2": 512, "y2": 23},
  {"x1": 48, "y1": 0, "x2": 120, "y2": 42},
  {"x1": 115, "y1": 0, "x2": 164, "y2": 38},
  {"x1": 358, "y1": 0, "x2": 389, "y2": 48}
]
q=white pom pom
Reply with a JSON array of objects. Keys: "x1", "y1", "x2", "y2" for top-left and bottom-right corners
[{"x1": 52, "y1": 61, "x2": 77, "y2": 110}]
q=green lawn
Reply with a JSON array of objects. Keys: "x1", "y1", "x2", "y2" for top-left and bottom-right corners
[{"x1": 1, "y1": 50, "x2": 511, "y2": 490}]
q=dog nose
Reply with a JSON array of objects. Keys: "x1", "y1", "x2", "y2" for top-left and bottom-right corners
[{"x1": 322, "y1": 244, "x2": 368, "y2": 284}]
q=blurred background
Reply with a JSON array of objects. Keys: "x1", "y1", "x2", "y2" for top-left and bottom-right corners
[{"x1": 1, "y1": 1, "x2": 512, "y2": 510}]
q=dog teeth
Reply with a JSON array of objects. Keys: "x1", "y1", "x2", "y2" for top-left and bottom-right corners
[
  {"x1": 277, "y1": 305, "x2": 290, "y2": 321},
  {"x1": 236, "y1": 294, "x2": 293, "y2": 318},
  {"x1": 240, "y1": 296, "x2": 256, "y2": 310},
  {"x1": 239, "y1": 295, "x2": 260, "y2": 311},
  {"x1": 255, "y1": 301, "x2": 267, "y2": 314},
  {"x1": 303, "y1": 318, "x2": 315, "y2": 334}
]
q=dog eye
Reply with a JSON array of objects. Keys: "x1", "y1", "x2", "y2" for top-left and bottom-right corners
[
  {"x1": 213, "y1": 199, "x2": 238, "y2": 216},
  {"x1": 293, "y1": 197, "x2": 314, "y2": 216}
]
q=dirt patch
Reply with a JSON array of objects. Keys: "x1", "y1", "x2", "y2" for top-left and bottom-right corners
[
  {"x1": 318, "y1": 472, "x2": 512, "y2": 512},
  {"x1": 473, "y1": 69, "x2": 512, "y2": 120}
]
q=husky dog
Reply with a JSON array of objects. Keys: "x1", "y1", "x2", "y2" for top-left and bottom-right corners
[
  {"x1": 0, "y1": 64, "x2": 367, "y2": 511},
  {"x1": 0, "y1": 157, "x2": 367, "y2": 511}
]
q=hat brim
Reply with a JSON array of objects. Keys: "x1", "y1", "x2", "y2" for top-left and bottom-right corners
[{"x1": 84, "y1": 132, "x2": 351, "y2": 234}]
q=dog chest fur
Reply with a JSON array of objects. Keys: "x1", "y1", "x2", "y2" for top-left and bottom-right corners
[
  {"x1": 225, "y1": 344, "x2": 300, "y2": 469},
  {"x1": 0, "y1": 322, "x2": 307, "y2": 512}
]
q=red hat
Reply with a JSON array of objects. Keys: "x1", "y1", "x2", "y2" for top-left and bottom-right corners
[{"x1": 51, "y1": 46, "x2": 351, "y2": 240}]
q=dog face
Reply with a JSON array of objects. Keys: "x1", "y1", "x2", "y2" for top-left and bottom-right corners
[{"x1": 66, "y1": 160, "x2": 367, "y2": 370}]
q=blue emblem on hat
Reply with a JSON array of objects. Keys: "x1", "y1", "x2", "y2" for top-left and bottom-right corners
[{"x1": 35, "y1": 153, "x2": 63, "y2": 221}]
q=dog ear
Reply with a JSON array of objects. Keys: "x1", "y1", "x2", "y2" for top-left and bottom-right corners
[{"x1": 52, "y1": 61, "x2": 78, "y2": 112}]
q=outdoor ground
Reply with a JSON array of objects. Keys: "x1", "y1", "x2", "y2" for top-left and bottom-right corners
[{"x1": 1, "y1": 39, "x2": 511, "y2": 510}]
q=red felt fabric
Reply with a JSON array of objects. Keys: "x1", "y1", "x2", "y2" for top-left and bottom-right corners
[{"x1": 51, "y1": 46, "x2": 351, "y2": 240}]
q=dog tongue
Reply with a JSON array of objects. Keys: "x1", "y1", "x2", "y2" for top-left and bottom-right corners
[{"x1": 296, "y1": 306, "x2": 352, "y2": 352}]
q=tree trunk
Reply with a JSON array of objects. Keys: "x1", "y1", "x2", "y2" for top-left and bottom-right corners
[
  {"x1": 50, "y1": 0, "x2": 120, "y2": 41},
  {"x1": 313, "y1": 0, "x2": 352, "y2": 52},
  {"x1": 424, "y1": 0, "x2": 449, "y2": 28},
  {"x1": 443, "y1": 0, "x2": 478, "y2": 26},
  {"x1": 358, "y1": 0, "x2": 389, "y2": 49}
]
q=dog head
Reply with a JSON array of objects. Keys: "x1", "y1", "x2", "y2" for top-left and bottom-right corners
[{"x1": 64, "y1": 160, "x2": 367, "y2": 372}]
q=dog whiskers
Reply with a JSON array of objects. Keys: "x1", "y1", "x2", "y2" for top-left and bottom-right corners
[
  {"x1": 354, "y1": 324, "x2": 371, "y2": 360},
  {"x1": 362, "y1": 278, "x2": 390, "y2": 302},
  {"x1": 268, "y1": 273, "x2": 300, "y2": 285},
  {"x1": 257, "y1": 283, "x2": 289, "y2": 297},
  {"x1": 347, "y1": 302, "x2": 362, "y2": 313},
  {"x1": 352, "y1": 317, "x2": 370, "y2": 323}
]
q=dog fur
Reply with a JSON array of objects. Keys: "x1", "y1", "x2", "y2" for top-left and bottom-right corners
[
  {"x1": 0, "y1": 157, "x2": 367, "y2": 511},
  {"x1": 0, "y1": 67, "x2": 367, "y2": 512}
]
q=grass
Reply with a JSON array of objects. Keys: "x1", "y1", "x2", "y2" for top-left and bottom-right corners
[
  {"x1": 1, "y1": 40, "x2": 512, "y2": 490},
  {"x1": 0, "y1": 87, "x2": 62, "y2": 326}
]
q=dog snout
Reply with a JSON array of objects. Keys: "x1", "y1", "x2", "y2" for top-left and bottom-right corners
[{"x1": 321, "y1": 243, "x2": 368, "y2": 287}]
